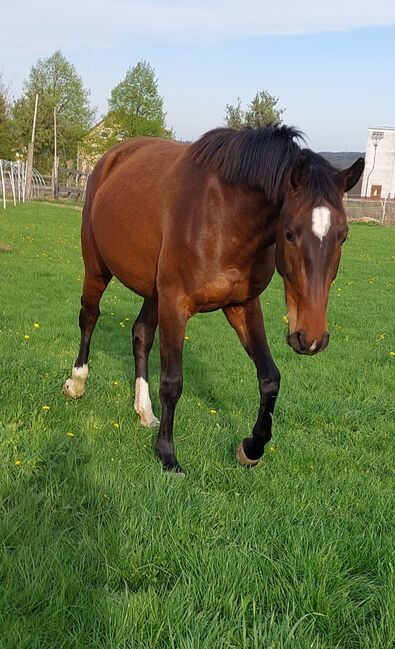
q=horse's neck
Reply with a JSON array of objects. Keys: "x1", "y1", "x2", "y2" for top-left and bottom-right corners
[{"x1": 230, "y1": 187, "x2": 281, "y2": 248}]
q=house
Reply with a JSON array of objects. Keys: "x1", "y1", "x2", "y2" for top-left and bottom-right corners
[
  {"x1": 361, "y1": 127, "x2": 395, "y2": 198},
  {"x1": 77, "y1": 118, "x2": 121, "y2": 172},
  {"x1": 78, "y1": 114, "x2": 173, "y2": 172}
]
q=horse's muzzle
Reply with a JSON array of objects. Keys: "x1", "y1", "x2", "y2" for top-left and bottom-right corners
[{"x1": 287, "y1": 330, "x2": 330, "y2": 355}]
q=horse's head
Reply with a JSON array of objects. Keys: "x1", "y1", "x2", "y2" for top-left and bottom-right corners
[{"x1": 276, "y1": 152, "x2": 364, "y2": 355}]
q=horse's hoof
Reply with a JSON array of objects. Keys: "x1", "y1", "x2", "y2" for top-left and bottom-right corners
[
  {"x1": 236, "y1": 442, "x2": 260, "y2": 467},
  {"x1": 157, "y1": 451, "x2": 185, "y2": 476},
  {"x1": 164, "y1": 467, "x2": 186, "y2": 478},
  {"x1": 62, "y1": 378, "x2": 85, "y2": 400},
  {"x1": 138, "y1": 413, "x2": 160, "y2": 427}
]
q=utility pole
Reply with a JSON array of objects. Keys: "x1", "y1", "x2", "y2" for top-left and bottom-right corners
[
  {"x1": 24, "y1": 93, "x2": 39, "y2": 200},
  {"x1": 53, "y1": 106, "x2": 59, "y2": 199}
]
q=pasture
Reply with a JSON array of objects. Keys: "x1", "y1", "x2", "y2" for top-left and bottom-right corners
[{"x1": 0, "y1": 202, "x2": 394, "y2": 648}]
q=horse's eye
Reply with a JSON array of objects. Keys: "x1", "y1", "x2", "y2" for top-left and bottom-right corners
[
  {"x1": 340, "y1": 236, "x2": 348, "y2": 245},
  {"x1": 285, "y1": 231, "x2": 294, "y2": 243}
]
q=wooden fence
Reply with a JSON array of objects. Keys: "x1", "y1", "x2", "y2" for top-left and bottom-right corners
[{"x1": 53, "y1": 160, "x2": 90, "y2": 201}]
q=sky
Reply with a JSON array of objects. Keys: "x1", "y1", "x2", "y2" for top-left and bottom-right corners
[{"x1": 2, "y1": 0, "x2": 395, "y2": 151}]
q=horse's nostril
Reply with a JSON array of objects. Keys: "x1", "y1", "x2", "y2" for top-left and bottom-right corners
[
  {"x1": 321, "y1": 332, "x2": 330, "y2": 350},
  {"x1": 287, "y1": 330, "x2": 308, "y2": 353},
  {"x1": 297, "y1": 330, "x2": 307, "y2": 350},
  {"x1": 288, "y1": 330, "x2": 329, "y2": 355}
]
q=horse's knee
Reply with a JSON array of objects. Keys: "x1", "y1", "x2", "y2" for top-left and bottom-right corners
[
  {"x1": 132, "y1": 320, "x2": 155, "y2": 357},
  {"x1": 160, "y1": 373, "x2": 183, "y2": 404},
  {"x1": 79, "y1": 301, "x2": 100, "y2": 332},
  {"x1": 259, "y1": 367, "x2": 281, "y2": 398}
]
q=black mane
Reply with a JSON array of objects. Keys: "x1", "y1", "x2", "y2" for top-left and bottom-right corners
[
  {"x1": 299, "y1": 149, "x2": 343, "y2": 206},
  {"x1": 189, "y1": 125, "x2": 342, "y2": 205},
  {"x1": 189, "y1": 125, "x2": 303, "y2": 201}
]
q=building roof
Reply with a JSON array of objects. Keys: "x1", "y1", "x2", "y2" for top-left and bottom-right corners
[{"x1": 368, "y1": 126, "x2": 395, "y2": 131}]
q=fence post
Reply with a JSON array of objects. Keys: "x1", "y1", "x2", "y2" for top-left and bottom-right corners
[
  {"x1": 9, "y1": 167, "x2": 16, "y2": 206},
  {"x1": 52, "y1": 156, "x2": 59, "y2": 199},
  {"x1": 381, "y1": 197, "x2": 387, "y2": 223},
  {"x1": 66, "y1": 160, "x2": 73, "y2": 189},
  {"x1": 25, "y1": 143, "x2": 34, "y2": 200},
  {"x1": 0, "y1": 160, "x2": 6, "y2": 209}
]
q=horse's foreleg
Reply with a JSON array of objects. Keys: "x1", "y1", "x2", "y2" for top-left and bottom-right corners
[
  {"x1": 155, "y1": 293, "x2": 187, "y2": 474},
  {"x1": 132, "y1": 296, "x2": 159, "y2": 427},
  {"x1": 63, "y1": 270, "x2": 112, "y2": 399},
  {"x1": 223, "y1": 298, "x2": 280, "y2": 466}
]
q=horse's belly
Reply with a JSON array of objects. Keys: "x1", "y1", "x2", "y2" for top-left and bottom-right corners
[{"x1": 91, "y1": 204, "x2": 161, "y2": 297}]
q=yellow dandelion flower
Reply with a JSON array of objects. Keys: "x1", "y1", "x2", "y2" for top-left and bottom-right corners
[
  {"x1": 209, "y1": 408, "x2": 217, "y2": 415},
  {"x1": 379, "y1": 334, "x2": 385, "y2": 340},
  {"x1": 184, "y1": 335, "x2": 190, "y2": 340},
  {"x1": 283, "y1": 315, "x2": 288, "y2": 324},
  {"x1": 113, "y1": 380, "x2": 119, "y2": 385},
  {"x1": 15, "y1": 459, "x2": 22, "y2": 466},
  {"x1": 33, "y1": 323, "x2": 40, "y2": 329},
  {"x1": 119, "y1": 322, "x2": 125, "y2": 328},
  {"x1": 269, "y1": 446, "x2": 277, "y2": 453},
  {"x1": 124, "y1": 317, "x2": 130, "y2": 321},
  {"x1": 42, "y1": 405, "x2": 50, "y2": 411},
  {"x1": 24, "y1": 335, "x2": 30, "y2": 340},
  {"x1": 113, "y1": 422, "x2": 120, "y2": 428},
  {"x1": 390, "y1": 352, "x2": 395, "y2": 357},
  {"x1": 66, "y1": 432, "x2": 75, "y2": 437}
]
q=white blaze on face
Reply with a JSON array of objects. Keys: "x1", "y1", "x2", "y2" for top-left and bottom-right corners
[
  {"x1": 134, "y1": 377, "x2": 159, "y2": 427},
  {"x1": 312, "y1": 206, "x2": 331, "y2": 242}
]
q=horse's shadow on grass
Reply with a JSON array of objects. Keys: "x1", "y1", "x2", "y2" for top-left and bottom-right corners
[{"x1": 2, "y1": 432, "x2": 120, "y2": 644}]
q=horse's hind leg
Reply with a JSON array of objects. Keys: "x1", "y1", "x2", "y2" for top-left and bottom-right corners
[
  {"x1": 63, "y1": 267, "x2": 112, "y2": 399},
  {"x1": 132, "y1": 296, "x2": 159, "y2": 427}
]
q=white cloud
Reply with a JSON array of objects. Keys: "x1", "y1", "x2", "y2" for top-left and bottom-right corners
[{"x1": 3, "y1": 0, "x2": 395, "y2": 51}]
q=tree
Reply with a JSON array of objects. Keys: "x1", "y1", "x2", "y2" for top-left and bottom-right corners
[
  {"x1": 224, "y1": 90, "x2": 285, "y2": 129},
  {"x1": 0, "y1": 71, "x2": 14, "y2": 160},
  {"x1": 223, "y1": 97, "x2": 245, "y2": 130},
  {"x1": 108, "y1": 60, "x2": 169, "y2": 139},
  {"x1": 12, "y1": 51, "x2": 96, "y2": 171}
]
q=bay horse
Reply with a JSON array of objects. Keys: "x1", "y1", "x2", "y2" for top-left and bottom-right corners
[{"x1": 63, "y1": 125, "x2": 364, "y2": 474}]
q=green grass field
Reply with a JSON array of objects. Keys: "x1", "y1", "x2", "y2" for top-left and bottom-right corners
[{"x1": 0, "y1": 202, "x2": 394, "y2": 648}]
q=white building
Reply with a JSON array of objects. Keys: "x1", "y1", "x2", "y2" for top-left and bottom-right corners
[{"x1": 361, "y1": 127, "x2": 395, "y2": 198}]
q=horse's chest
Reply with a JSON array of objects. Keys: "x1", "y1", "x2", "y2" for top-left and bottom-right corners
[{"x1": 190, "y1": 248, "x2": 275, "y2": 312}]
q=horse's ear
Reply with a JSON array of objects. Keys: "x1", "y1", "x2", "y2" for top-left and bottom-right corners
[
  {"x1": 290, "y1": 154, "x2": 310, "y2": 189},
  {"x1": 337, "y1": 157, "x2": 365, "y2": 192}
]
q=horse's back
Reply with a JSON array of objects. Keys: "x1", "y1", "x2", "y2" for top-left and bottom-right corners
[{"x1": 82, "y1": 137, "x2": 186, "y2": 297}]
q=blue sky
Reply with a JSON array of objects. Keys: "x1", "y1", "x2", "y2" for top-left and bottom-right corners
[{"x1": 2, "y1": 1, "x2": 395, "y2": 151}]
